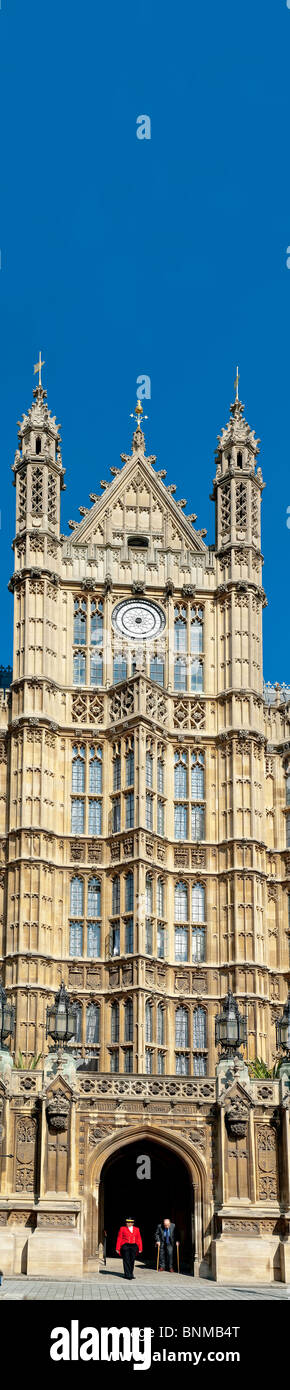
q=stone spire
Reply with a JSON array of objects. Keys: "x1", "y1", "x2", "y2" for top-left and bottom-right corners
[
  {"x1": 12, "y1": 358, "x2": 65, "y2": 541},
  {"x1": 215, "y1": 370, "x2": 260, "y2": 474}
]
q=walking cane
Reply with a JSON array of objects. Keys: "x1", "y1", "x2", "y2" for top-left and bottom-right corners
[
  {"x1": 156, "y1": 1243, "x2": 160, "y2": 1272},
  {"x1": 176, "y1": 1242, "x2": 180, "y2": 1274}
]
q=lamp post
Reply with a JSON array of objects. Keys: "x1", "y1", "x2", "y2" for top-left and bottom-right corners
[
  {"x1": 0, "y1": 983, "x2": 15, "y2": 1052},
  {"x1": 276, "y1": 991, "x2": 290, "y2": 1060},
  {"x1": 46, "y1": 981, "x2": 78, "y2": 1067},
  {"x1": 215, "y1": 989, "x2": 247, "y2": 1060}
]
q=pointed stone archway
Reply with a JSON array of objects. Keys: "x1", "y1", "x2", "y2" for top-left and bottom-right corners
[{"x1": 85, "y1": 1124, "x2": 210, "y2": 1276}]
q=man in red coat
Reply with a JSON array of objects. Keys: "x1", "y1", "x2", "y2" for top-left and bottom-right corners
[{"x1": 116, "y1": 1217, "x2": 143, "y2": 1280}]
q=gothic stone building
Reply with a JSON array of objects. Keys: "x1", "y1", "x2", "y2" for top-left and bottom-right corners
[{"x1": 0, "y1": 372, "x2": 289, "y2": 1282}]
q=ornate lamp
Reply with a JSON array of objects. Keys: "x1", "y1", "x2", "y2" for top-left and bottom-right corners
[
  {"x1": 0, "y1": 982, "x2": 15, "y2": 1050},
  {"x1": 215, "y1": 989, "x2": 247, "y2": 1059},
  {"x1": 46, "y1": 981, "x2": 77, "y2": 1063},
  {"x1": 276, "y1": 991, "x2": 290, "y2": 1059}
]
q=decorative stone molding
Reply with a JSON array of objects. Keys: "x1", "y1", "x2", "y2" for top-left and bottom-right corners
[
  {"x1": 46, "y1": 1094, "x2": 70, "y2": 1133},
  {"x1": 224, "y1": 1096, "x2": 249, "y2": 1139}
]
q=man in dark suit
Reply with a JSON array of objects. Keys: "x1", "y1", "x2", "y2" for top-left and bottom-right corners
[{"x1": 155, "y1": 1217, "x2": 178, "y2": 1272}]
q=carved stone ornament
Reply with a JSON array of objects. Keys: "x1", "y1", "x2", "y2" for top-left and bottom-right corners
[
  {"x1": 224, "y1": 1096, "x2": 250, "y2": 1140},
  {"x1": 46, "y1": 1094, "x2": 70, "y2": 1133}
]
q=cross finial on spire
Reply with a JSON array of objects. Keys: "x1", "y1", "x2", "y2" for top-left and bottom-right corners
[
  {"x1": 234, "y1": 365, "x2": 240, "y2": 402},
  {"x1": 34, "y1": 351, "x2": 45, "y2": 387}
]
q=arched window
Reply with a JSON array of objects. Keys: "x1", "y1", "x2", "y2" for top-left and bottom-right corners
[
  {"x1": 174, "y1": 750, "x2": 188, "y2": 795},
  {"x1": 125, "y1": 872, "x2": 134, "y2": 912},
  {"x1": 145, "y1": 875, "x2": 153, "y2": 914},
  {"x1": 72, "y1": 746, "x2": 85, "y2": 793},
  {"x1": 126, "y1": 744, "x2": 134, "y2": 785},
  {"x1": 190, "y1": 659, "x2": 203, "y2": 692},
  {"x1": 89, "y1": 746, "x2": 102, "y2": 793},
  {"x1": 36, "y1": 436, "x2": 41, "y2": 455},
  {"x1": 157, "y1": 755, "x2": 164, "y2": 793},
  {"x1": 91, "y1": 599, "x2": 103, "y2": 643},
  {"x1": 174, "y1": 881, "x2": 188, "y2": 920},
  {"x1": 113, "y1": 745, "x2": 121, "y2": 790},
  {"x1": 175, "y1": 1007, "x2": 188, "y2": 1047},
  {"x1": 112, "y1": 877, "x2": 120, "y2": 915},
  {"x1": 192, "y1": 883, "x2": 205, "y2": 922},
  {"x1": 157, "y1": 878, "x2": 164, "y2": 915},
  {"x1": 157, "y1": 1004, "x2": 164, "y2": 1045},
  {"x1": 145, "y1": 1002, "x2": 153, "y2": 1042},
  {"x1": 190, "y1": 607, "x2": 203, "y2": 654},
  {"x1": 70, "y1": 877, "x2": 83, "y2": 916},
  {"x1": 90, "y1": 649, "x2": 103, "y2": 686},
  {"x1": 111, "y1": 1002, "x2": 119, "y2": 1042},
  {"x1": 87, "y1": 878, "x2": 101, "y2": 918},
  {"x1": 73, "y1": 1003, "x2": 82, "y2": 1043},
  {"x1": 237, "y1": 451, "x2": 243, "y2": 468},
  {"x1": 191, "y1": 753, "x2": 204, "y2": 799},
  {"x1": 193, "y1": 1007, "x2": 206, "y2": 1049},
  {"x1": 174, "y1": 605, "x2": 187, "y2": 651},
  {"x1": 124, "y1": 999, "x2": 133, "y2": 1042},
  {"x1": 146, "y1": 749, "x2": 153, "y2": 786},
  {"x1": 74, "y1": 598, "x2": 87, "y2": 645},
  {"x1": 86, "y1": 1003, "x2": 100, "y2": 1045}
]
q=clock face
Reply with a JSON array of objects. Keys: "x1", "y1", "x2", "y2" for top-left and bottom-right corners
[{"x1": 112, "y1": 599, "x2": 165, "y2": 641}]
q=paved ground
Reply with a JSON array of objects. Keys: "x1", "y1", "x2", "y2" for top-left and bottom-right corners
[{"x1": 0, "y1": 1259, "x2": 288, "y2": 1299}]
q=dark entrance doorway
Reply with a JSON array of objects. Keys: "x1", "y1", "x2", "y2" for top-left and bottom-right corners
[{"x1": 100, "y1": 1138, "x2": 194, "y2": 1271}]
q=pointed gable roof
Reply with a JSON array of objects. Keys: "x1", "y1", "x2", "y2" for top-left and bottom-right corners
[{"x1": 69, "y1": 433, "x2": 207, "y2": 555}]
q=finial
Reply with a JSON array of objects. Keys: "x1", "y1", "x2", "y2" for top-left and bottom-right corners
[
  {"x1": 129, "y1": 397, "x2": 148, "y2": 454},
  {"x1": 234, "y1": 365, "x2": 240, "y2": 402},
  {"x1": 130, "y1": 399, "x2": 148, "y2": 427},
  {"x1": 34, "y1": 351, "x2": 45, "y2": 387}
]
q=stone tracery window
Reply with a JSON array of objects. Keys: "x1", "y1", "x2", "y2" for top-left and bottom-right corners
[
  {"x1": 111, "y1": 1001, "x2": 119, "y2": 1042},
  {"x1": 48, "y1": 472, "x2": 57, "y2": 523},
  {"x1": 73, "y1": 596, "x2": 104, "y2": 686},
  {"x1": 31, "y1": 466, "x2": 43, "y2": 515},
  {"x1": 71, "y1": 743, "x2": 102, "y2": 834},
  {"x1": 174, "y1": 605, "x2": 204, "y2": 691},
  {"x1": 236, "y1": 480, "x2": 247, "y2": 531},
  {"x1": 69, "y1": 874, "x2": 101, "y2": 958},
  {"x1": 124, "y1": 998, "x2": 133, "y2": 1042},
  {"x1": 221, "y1": 480, "x2": 231, "y2": 534},
  {"x1": 175, "y1": 1006, "x2": 189, "y2": 1047},
  {"x1": 18, "y1": 466, "x2": 27, "y2": 522}
]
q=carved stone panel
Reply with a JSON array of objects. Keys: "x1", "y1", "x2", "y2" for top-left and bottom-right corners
[
  {"x1": 256, "y1": 1125, "x2": 279, "y2": 1200},
  {"x1": 15, "y1": 1116, "x2": 38, "y2": 1193}
]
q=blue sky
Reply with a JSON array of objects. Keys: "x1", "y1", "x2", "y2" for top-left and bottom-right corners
[{"x1": 0, "y1": 0, "x2": 289, "y2": 679}]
